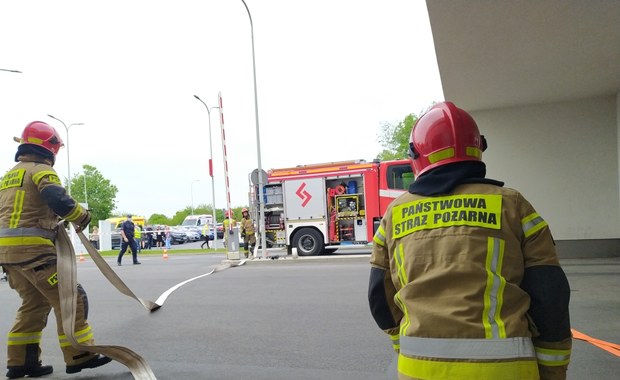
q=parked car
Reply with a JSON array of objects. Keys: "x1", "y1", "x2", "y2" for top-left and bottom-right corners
[
  {"x1": 216, "y1": 223, "x2": 224, "y2": 239},
  {"x1": 111, "y1": 230, "x2": 121, "y2": 249},
  {"x1": 170, "y1": 228, "x2": 189, "y2": 244},
  {"x1": 179, "y1": 226, "x2": 201, "y2": 242}
]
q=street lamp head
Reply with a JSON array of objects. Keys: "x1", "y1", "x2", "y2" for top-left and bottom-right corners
[{"x1": 193, "y1": 95, "x2": 201, "y2": 100}]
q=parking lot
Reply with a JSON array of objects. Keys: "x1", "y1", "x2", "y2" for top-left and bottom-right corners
[{"x1": 1, "y1": 253, "x2": 618, "y2": 379}]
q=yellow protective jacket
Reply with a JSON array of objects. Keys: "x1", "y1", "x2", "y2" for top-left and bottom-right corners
[
  {"x1": 0, "y1": 156, "x2": 89, "y2": 269},
  {"x1": 223, "y1": 218, "x2": 236, "y2": 229},
  {"x1": 134, "y1": 225, "x2": 142, "y2": 239},
  {"x1": 240, "y1": 217, "x2": 255, "y2": 235},
  {"x1": 369, "y1": 182, "x2": 571, "y2": 380}
]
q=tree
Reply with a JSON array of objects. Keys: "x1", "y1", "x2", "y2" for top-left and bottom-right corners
[
  {"x1": 376, "y1": 104, "x2": 435, "y2": 161},
  {"x1": 69, "y1": 164, "x2": 118, "y2": 227},
  {"x1": 148, "y1": 214, "x2": 170, "y2": 226}
]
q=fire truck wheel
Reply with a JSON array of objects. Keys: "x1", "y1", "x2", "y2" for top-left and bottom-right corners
[{"x1": 293, "y1": 228, "x2": 324, "y2": 256}]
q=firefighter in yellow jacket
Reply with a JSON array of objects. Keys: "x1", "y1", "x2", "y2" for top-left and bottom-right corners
[
  {"x1": 368, "y1": 102, "x2": 571, "y2": 380},
  {"x1": 0, "y1": 122, "x2": 111, "y2": 378},
  {"x1": 222, "y1": 210, "x2": 237, "y2": 248},
  {"x1": 240, "y1": 208, "x2": 256, "y2": 258}
]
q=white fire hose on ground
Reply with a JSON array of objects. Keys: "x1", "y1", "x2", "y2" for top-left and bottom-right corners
[{"x1": 56, "y1": 223, "x2": 245, "y2": 379}]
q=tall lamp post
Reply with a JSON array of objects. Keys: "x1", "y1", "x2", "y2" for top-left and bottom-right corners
[
  {"x1": 83, "y1": 171, "x2": 88, "y2": 205},
  {"x1": 240, "y1": 0, "x2": 267, "y2": 258},
  {"x1": 194, "y1": 95, "x2": 220, "y2": 246},
  {"x1": 47, "y1": 114, "x2": 83, "y2": 195},
  {"x1": 190, "y1": 179, "x2": 200, "y2": 215}
]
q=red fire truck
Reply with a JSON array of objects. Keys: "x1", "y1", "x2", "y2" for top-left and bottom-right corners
[{"x1": 249, "y1": 159, "x2": 414, "y2": 256}]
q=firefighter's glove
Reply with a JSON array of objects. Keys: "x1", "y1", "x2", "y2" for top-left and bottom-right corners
[
  {"x1": 241, "y1": 232, "x2": 246, "y2": 239},
  {"x1": 74, "y1": 210, "x2": 92, "y2": 233}
]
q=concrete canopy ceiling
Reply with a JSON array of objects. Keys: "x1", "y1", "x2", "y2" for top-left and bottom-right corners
[{"x1": 426, "y1": 0, "x2": 620, "y2": 111}]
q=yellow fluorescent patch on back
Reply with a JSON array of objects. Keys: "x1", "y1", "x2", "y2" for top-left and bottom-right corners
[
  {"x1": 0, "y1": 169, "x2": 26, "y2": 190},
  {"x1": 392, "y1": 194, "x2": 502, "y2": 238}
]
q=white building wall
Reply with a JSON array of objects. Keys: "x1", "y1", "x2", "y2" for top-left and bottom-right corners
[{"x1": 470, "y1": 96, "x2": 619, "y2": 255}]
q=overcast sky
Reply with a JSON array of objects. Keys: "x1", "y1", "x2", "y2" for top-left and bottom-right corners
[{"x1": 0, "y1": 0, "x2": 444, "y2": 219}]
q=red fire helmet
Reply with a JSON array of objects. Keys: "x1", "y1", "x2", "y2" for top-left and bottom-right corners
[
  {"x1": 14, "y1": 121, "x2": 64, "y2": 156},
  {"x1": 408, "y1": 102, "x2": 487, "y2": 176}
]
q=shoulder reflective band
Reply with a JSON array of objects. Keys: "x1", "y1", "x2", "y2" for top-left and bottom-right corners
[
  {"x1": 521, "y1": 213, "x2": 547, "y2": 238},
  {"x1": 399, "y1": 335, "x2": 535, "y2": 360},
  {"x1": 373, "y1": 224, "x2": 386, "y2": 247},
  {"x1": 32, "y1": 170, "x2": 61, "y2": 186},
  {"x1": 392, "y1": 194, "x2": 502, "y2": 238}
]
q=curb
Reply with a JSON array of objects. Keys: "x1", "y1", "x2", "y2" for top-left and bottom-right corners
[{"x1": 223, "y1": 254, "x2": 370, "y2": 266}]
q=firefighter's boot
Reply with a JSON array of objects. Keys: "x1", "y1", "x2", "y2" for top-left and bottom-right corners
[
  {"x1": 65, "y1": 354, "x2": 112, "y2": 374},
  {"x1": 6, "y1": 364, "x2": 53, "y2": 379}
]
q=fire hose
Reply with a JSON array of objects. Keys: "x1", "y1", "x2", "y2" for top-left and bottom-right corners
[{"x1": 56, "y1": 223, "x2": 245, "y2": 379}]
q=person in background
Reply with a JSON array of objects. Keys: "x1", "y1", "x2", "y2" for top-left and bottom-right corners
[
  {"x1": 368, "y1": 102, "x2": 571, "y2": 380},
  {"x1": 144, "y1": 225, "x2": 154, "y2": 250},
  {"x1": 89, "y1": 225, "x2": 100, "y2": 250},
  {"x1": 222, "y1": 210, "x2": 237, "y2": 249},
  {"x1": 117, "y1": 215, "x2": 140, "y2": 266},
  {"x1": 134, "y1": 224, "x2": 142, "y2": 253},
  {"x1": 239, "y1": 208, "x2": 256, "y2": 258},
  {"x1": 164, "y1": 226, "x2": 171, "y2": 250},
  {"x1": 155, "y1": 226, "x2": 164, "y2": 248},
  {"x1": 200, "y1": 224, "x2": 210, "y2": 249},
  {"x1": 0, "y1": 122, "x2": 111, "y2": 378}
]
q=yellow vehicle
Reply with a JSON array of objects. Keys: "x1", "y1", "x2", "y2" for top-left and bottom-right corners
[
  {"x1": 106, "y1": 216, "x2": 146, "y2": 249},
  {"x1": 107, "y1": 216, "x2": 146, "y2": 229}
]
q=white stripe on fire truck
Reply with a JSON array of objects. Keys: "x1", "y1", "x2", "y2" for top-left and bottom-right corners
[{"x1": 379, "y1": 189, "x2": 407, "y2": 198}]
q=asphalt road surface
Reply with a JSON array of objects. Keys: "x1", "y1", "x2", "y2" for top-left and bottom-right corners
[{"x1": 1, "y1": 254, "x2": 618, "y2": 380}]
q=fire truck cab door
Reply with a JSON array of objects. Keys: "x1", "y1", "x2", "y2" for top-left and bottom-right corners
[{"x1": 283, "y1": 178, "x2": 326, "y2": 220}]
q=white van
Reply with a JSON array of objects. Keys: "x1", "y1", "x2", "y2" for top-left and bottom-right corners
[{"x1": 181, "y1": 214, "x2": 213, "y2": 237}]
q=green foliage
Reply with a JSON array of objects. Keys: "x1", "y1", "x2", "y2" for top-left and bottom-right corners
[
  {"x1": 69, "y1": 165, "x2": 118, "y2": 228},
  {"x1": 148, "y1": 213, "x2": 170, "y2": 225},
  {"x1": 376, "y1": 104, "x2": 436, "y2": 161},
  {"x1": 376, "y1": 114, "x2": 418, "y2": 161},
  {"x1": 170, "y1": 208, "x2": 190, "y2": 226},
  {"x1": 145, "y1": 205, "x2": 248, "y2": 226}
]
